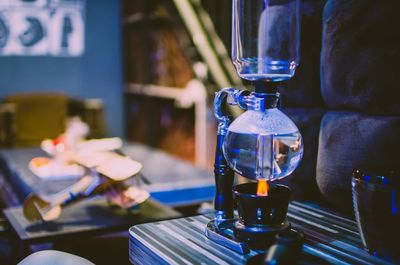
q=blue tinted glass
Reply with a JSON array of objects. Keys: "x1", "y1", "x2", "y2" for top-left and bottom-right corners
[{"x1": 232, "y1": 0, "x2": 300, "y2": 81}]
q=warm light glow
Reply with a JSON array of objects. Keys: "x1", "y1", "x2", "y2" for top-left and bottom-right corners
[{"x1": 257, "y1": 179, "x2": 269, "y2": 196}]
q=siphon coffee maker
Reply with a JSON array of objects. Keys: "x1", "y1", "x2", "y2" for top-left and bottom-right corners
[{"x1": 205, "y1": 0, "x2": 303, "y2": 253}]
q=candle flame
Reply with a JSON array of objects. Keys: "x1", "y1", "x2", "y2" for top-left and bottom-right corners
[{"x1": 257, "y1": 179, "x2": 269, "y2": 196}]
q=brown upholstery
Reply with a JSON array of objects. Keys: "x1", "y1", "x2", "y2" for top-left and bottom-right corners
[
  {"x1": 0, "y1": 93, "x2": 106, "y2": 147},
  {"x1": 4, "y1": 93, "x2": 68, "y2": 147}
]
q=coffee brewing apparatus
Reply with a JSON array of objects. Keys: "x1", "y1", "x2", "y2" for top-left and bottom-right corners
[{"x1": 205, "y1": 0, "x2": 303, "y2": 253}]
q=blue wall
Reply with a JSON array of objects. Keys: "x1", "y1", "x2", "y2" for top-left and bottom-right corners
[{"x1": 0, "y1": 0, "x2": 123, "y2": 137}]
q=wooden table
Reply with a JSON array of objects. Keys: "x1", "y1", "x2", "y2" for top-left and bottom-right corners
[
  {"x1": 0, "y1": 143, "x2": 215, "y2": 207},
  {"x1": 4, "y1": 197, "x2": 180, "y2": 261},
  {"x1": 0, "y1": 143, "x2": 215, "y2": 261},
  {"x1": 122, "y1": 143, "x2": 214, "y2": 207},
  {"x1": 129, "y1": 201, "x2": 394, "y2": 265}
]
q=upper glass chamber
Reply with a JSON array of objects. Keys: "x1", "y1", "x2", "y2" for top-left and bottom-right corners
[{"x1": 232, "y1": 0, "x2": 300, "y2": 81}]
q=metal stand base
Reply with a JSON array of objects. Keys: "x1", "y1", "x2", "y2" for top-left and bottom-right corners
[
  {"x1": 205, "y1": 219, "x2": 250, "y2": 254},
  {"x1": 205, "y1": 219, "x2": 290, "y2": 255},
  {"x1": 234, "y1": 219, "x2": 290, "y2": 250}
]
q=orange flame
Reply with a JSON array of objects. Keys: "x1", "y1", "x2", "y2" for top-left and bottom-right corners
[{"x1": 257, "y1": 179, "x2": 269, "y2": 196}]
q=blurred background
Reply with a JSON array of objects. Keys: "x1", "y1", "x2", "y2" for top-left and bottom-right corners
[
  {"x1": 0, "y1": 0, "x2": 325, "y2": 172},
  {"x1": 0, "y1": 0, "x2": 245, "y2": 171},
  {"x1": 17, "y1": 0, "x2": 400, "y2": 212},
  {"x1": 0, "y1": 0, "x2": 329, "y2": 208}
]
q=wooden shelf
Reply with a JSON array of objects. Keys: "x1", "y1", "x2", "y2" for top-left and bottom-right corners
[{"x1": 125, "y1": 80, "x2": 210, "y2": 169}]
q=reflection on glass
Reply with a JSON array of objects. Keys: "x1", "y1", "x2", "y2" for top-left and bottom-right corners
[{"x1": 223, "y1": 109, "x2": 303, "y2": 181}]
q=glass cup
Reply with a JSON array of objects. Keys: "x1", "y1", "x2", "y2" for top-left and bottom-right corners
[{"x1": 352, "y1": 169, "x2": 400, "y2": 261}]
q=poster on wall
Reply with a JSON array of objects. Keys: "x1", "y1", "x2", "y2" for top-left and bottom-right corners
[{"x1": 0, "y1": 0, "x2": 85, "y2": 57}]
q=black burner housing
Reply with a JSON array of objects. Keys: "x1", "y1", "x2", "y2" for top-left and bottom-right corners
[{"x1": 233, "y1": 183, "x2": 291, "y2": 249}]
